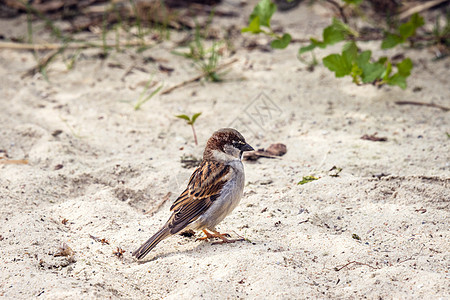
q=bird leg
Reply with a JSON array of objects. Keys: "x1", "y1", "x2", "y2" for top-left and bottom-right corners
[
  {"x1": 196, "y1": 229, "x2": 216, "y2": 241},
  {"x1": 196, "y1": 229, "x2": 233, "y2": 242}
]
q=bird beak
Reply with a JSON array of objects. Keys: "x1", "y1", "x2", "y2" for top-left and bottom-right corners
[{"x1": 240, "y1": 143, "x2": 254, "y2": 152}]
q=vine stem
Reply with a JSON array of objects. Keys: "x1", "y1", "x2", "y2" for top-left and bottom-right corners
[{"x1": 324, "y1": 0, "x2": 348, "y2": 24}]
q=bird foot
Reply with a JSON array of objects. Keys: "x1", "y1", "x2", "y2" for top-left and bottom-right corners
[
  {"x1": 196, "y1": 230, "x2": 231, "y2": 241},
  {"x1": 197, "y1": 230, "x2": 244, "y2": 245}
]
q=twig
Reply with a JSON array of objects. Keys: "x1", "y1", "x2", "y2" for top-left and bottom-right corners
[
  {"x1": 160, "y1": 58, "x2": 238, "y2": 95},
  {"x1": 0, "y1": 159, "x2": 29, "y2": 165},
  {"x1": 334, "y1": 261, "x2": 378, "y2": 271},
  {"x1": 398, "y1": 0, "x2": 450, "y2": 20},
  {"x1": 243, "y1": 151, "x2": 279, "y2": 161},
  {"x1": 397, "y1": 245, "x2": 425, "y2": 264},
  {"x1": 395, "y1": 101, "x2": 449, "y2": 112},
  {"x1": 0, "y1": 40, "x2": 154, "y2": 51},
  {"x1": 89, "y1": 234, "x2": 110, "y2": 245},
  {"x1": 145, "y1": 192, "x2": 172, "y2": 215},
  {"x1": 366, "y1": 227, "x2": 376, "y2": 234}
]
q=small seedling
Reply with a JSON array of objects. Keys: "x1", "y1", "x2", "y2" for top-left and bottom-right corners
[
  {"x1": 173, "y1": 21, "x2": 225, "y2": 82},
  {"x1": 176, "y1": 113, "x2": 202, "y2": 145},
  {"x1": 241, "y1": 0, "x2": 291, "y2": 49},
  {"x1": 298, "y1": 176, "x2": 319, "y2": 185},
  {"x1": 134, "y1": 81, "x2": 163, "y2": 110}
]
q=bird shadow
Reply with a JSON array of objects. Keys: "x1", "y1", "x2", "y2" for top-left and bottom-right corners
[{"x1": 132, "y1": 236, "x2": 252, "y2": 264}]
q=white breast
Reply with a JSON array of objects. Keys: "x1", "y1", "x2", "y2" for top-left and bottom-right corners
[{"x1": 191, "y1": 159, "x2": 245, "y2": 230}]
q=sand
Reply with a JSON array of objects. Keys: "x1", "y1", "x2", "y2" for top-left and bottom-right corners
[{"x1": 0, "y1": 1, "x2": 449, "y2": 299}]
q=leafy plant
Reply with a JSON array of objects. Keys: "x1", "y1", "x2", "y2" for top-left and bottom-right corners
[
  {"x1": 381, "y1": 13, "x2": 425, "y2": 49},
  {"x1": 321, "y1": 41, "x2": 413, "y2": 88},
  {"x1": 242, "y1": 0, "x2": 425, "y2": 90},
  {"x1": 299, "y1": 18, "x2": 357, "y2": 54},
  {"x1": 241, "y1": 0, "x2": 291, "y2": 49},
  {"x1": 176, "y1": 113, "x2": 202, "y2": 145},
  {"x1": 300, "y1": 13, "x2": 423, "y2": 89}
]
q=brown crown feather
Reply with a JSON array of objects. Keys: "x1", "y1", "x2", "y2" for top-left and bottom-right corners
[{"x1": 203, "y1": 128, "x2": 246, "y2": 160}]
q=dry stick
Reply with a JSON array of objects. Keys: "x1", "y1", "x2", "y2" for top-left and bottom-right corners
[
  {"x1": 398, "y1": 0, "x2": 450, "y2": 20},
  {"x1": 0, "y1": 159, "x2": 29, "y2": 165},
  {"x1": 160, "y1": 58, "x2": 238, "y2": 95},
  {"x1": 334, "y1": 261, "x2": 378, "y2": 272},
  {"x1": 395, "y1": 101, "x2": 449, "y2": 112},
  {"x1": 0, "y1": 40, "x2": 153, "y2": 51}
]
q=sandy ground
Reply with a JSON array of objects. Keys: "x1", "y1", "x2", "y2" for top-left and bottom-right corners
[{"x1": 0, "y1": 1, "x2": 449, "y2": 299}]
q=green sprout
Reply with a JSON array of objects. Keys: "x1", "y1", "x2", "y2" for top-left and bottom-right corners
[
  {"x1": 298, "y1": 176, "x2": 319, "y2": 185},
  {"x1": 176, "y1": 113, "x2": 202, "y2": 146},
  {"x1": 134, "y1": 81, "x2": 163, "y2": 110}
]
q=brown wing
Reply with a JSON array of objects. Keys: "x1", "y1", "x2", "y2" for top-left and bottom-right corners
[{"x1": 166, "y1": 160, "x2": 231, "y2": 234}]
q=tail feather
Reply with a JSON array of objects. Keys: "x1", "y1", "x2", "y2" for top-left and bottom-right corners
[{"x1": 132, "y1": 226, "x2": 171, "y2": 260}]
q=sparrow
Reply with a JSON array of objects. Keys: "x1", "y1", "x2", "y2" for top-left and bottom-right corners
[{"x1": 132, "y1": 128, "x2": 254, "y2": 260}]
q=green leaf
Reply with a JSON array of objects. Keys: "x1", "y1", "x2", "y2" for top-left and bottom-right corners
[
  {"x1": 402, "y1": 13, "x2": 424, "y2": 38},
  {"x1": 332, "y1": 18, "x2": 358, "y2": 37},
  {"x1": 356, "y1": 50, "x2": 371, "y2": 66},
  {"x1": 249, "y1": 0, "x2": 276, "y2": 28},
  {"x1": 396, "y1": 58, "x2": 413, "y2": 76},
  {"x1": 323, "y1": 24, "x2": 345, "y2": 45},
  {"x1": 381, "y1": 33, "x2": 403, "y2": 49},
  {"x1": 377, "y1": 56, "x2": 388, "y2": 65},
  {"x1": 342, "y1": 41, "x2": 358, "y2": 61},
  {"x1": 241, "y1": 16, "x2": 261, "y2": 34},
  {"x1": 360, "y1": 62, "x2": 385, "y2": 83},
  {"x1": 387, "y1": 73, "x2": 407, "y2": 89},
  {"x1": 176, "y1": 114, "x2": 191, "y2": 122},
  {"x1": 271, "y1": 33, "x2": 292, "y2": 49},
  {"x1": 191, "y1": 112, "x2": 202, "y2": 123},
  {"x1": 343, "y1": 0, "x2": 363, "y2": 4},
  {"x1": 399, "y1": 23, "x2": 414, "y2": 39},
  {"x1": 354, "y1": 50, "x2": 385, "y2": 83},
  {"x1": 298, "y1": 43, "x2": 317, "y2": 55},
  {"x1": 298, "y1": 176, "x2": 319, "y2": 185},
  {"x1": 323, "y1": 54, "x2": 352, "y2": 77}
]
